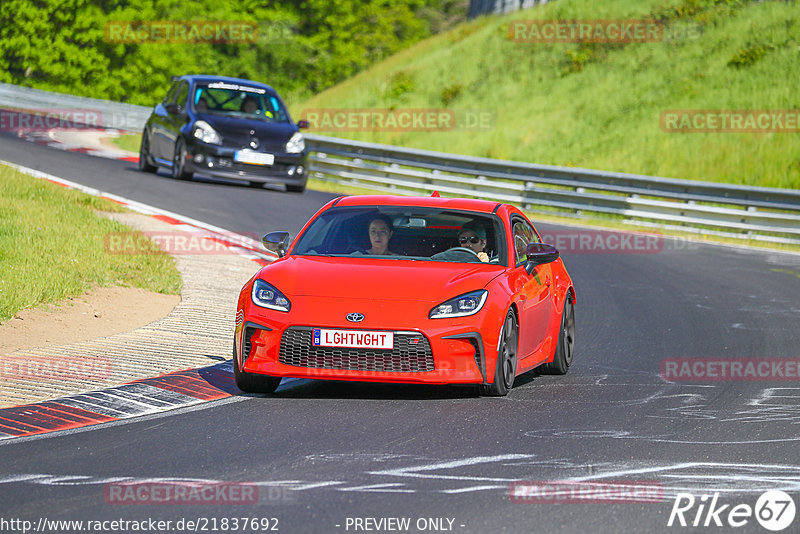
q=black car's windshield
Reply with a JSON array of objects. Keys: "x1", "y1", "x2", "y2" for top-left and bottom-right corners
[
  {"x1": 291, "y1": 206, "x2": 507, "y2": 266},
  {"x1": 192, "y1": 82, "x2": 290, "y2": 123}
]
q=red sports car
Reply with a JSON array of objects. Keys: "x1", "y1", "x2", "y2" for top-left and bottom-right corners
[{"x1": 234, "y1": 195, "x2": 575, "y2": 396}]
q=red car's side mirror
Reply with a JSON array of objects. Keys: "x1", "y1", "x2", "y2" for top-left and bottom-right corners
[{"x1": 525, "y1": 243, "x2": 560, "y2": 274}]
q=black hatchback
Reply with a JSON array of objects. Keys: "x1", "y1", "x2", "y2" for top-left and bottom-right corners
[{"x1": 139, "y1": 75, "x2": 309, "y2": 192}]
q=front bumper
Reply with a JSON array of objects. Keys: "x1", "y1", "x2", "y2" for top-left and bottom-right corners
[
  {"x1": 185, "y1": 141, "x2": 308, "y2": 185},
  {"x1": 236, "y1": 317, "x2": 495, "y2": 385}
]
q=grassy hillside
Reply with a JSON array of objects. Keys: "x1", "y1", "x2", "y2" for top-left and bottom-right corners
[{"x1": 295, "y1": 0, "x2": 800, "y2": 189}]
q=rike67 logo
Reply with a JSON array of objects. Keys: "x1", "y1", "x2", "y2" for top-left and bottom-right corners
[{"x1": 668, "y1": 490, "x2": 796, "y2": 531}]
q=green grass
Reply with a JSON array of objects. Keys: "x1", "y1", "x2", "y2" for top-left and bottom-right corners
[
  {"x1": 0, "y1": 164, "x2": 182, "y2": 323},
  {"x1": 110, "y1": 133, "x2": 142, "y2": 154},
  {"x1": 295, "y1": 0, "x2": 800, "y2": 189}
]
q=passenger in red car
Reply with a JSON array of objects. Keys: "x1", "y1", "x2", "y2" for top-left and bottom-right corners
[
  {"x1": 366, "y1": 215, "x2": 398, "y2": 255},
  {"x1": 458, "y1": 223, "x2": 490, "y2": 262}
]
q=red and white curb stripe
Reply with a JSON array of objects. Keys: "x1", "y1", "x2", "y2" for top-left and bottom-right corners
[
  {"x1": 1, "y1": 160, "x2": 275, "y2": 264},
  {"x1": 0, "y1": 160, "x2": 279, "y2": 439},
  {"x1": 0, "y1": 362, "x2": 236, "y2": 440}
]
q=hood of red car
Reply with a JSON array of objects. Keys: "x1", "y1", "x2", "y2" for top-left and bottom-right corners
[{"x1": 257, "y1": 256, "x2": 503, "y2": 302}]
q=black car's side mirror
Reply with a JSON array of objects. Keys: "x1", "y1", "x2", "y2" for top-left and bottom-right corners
[
  {"x1": 164, "y1": 103, "x2": 180, "y2": 114},
  {"x1": 262, "y1": 231, "x2": 291, "y2": 258},
  {"x1": 296, "y1": 120, "x2": 309, "y2": 129},
  {"x1": 524, "y1": 243, "x2": 560, "y2": 274}
]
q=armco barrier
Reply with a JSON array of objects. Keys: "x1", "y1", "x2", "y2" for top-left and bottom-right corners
[
  {"x1": 304, "y1": 135, "x2": 800, "y2": 245},
  {"x1": 2, "y1": 82, "x2": 798, "y2": 244}
]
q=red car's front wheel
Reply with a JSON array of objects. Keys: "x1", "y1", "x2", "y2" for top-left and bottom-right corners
[
  {"x1": 539, "y1": 295, "x2": 575, "y2": 375},
  {"x1": 480, "y1": 310, "x2": 518, "y2": 397},
  {"x1": 233, "y1": 341, "x2": 282, "y2": 394}
]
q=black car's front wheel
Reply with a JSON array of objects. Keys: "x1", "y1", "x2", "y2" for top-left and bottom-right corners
[
  {"x1": 138, "y1": 131, "x2": 157, "y2": 173},
  {"x1": 171, "y1": 138, "x2": 194, "y2": 180},
  {"x1": 233, "y1": 341, "x2": 281, "y2": 394},
  {"x1": 480, "y1": 310, "x2": 518, "y2": 396}
]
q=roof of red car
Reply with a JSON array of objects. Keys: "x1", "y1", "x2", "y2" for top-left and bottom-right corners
[{"x1": 332, "y1": 195, "x2": 502, "y2": 213}]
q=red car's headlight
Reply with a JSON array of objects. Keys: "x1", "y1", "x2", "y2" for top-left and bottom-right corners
[
  {"x1": 429, "y1": 290, "x2": 487, "y2": 319},
  {"x1": 251, "y1": 279, "x2": 291, "y2": 312}
]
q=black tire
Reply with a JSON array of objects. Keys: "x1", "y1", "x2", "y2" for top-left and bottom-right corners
[
  {"x1": 538, "y1": 295, "x2": 575, "y2": 375},
  {"x1": 233, "y1": 341, "x2": 281, "y2": 394},
  {"x1": 286, "y1": 183, "x2": 306, "y2": 193},
  {"x1": 171, "y1": 138, "x2": 194, "y2": 180},
  {"x1": 138, "y1": 131, "x2": 157, "y2": 173},
  {"x1": 480, "y1": 310, "x2": 518, "y2": 396}
]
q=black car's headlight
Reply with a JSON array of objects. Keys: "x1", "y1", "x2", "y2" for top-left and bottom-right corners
[
  {"x1": 251, "y1": 279, "x2": 291, "y2": 312},
  {"x1": 429, "y1": 290, "x2": 488, "y2": 319},
  {"x1": 285, "y1": 132, "x2": 305, "y2": 153},
  {"x1": 192, "y1": 120, "x2": 222, "y2": 144}
]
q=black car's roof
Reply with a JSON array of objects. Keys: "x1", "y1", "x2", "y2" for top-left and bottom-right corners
[{"x1": 174, "y1": 75, "x2": 277, "y2": 94}]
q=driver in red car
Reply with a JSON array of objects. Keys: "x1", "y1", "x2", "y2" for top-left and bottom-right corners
[
  {"x1": 457, "y1": 222, "x2": 490, "y2": 262},
  {"x1": 366, "y1": 215, "x2": 399, "y2": 255}
]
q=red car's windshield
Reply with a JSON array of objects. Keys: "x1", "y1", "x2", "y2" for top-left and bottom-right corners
[{"x1": 291, "y1": 206, "x2": 507, "y2": 266}]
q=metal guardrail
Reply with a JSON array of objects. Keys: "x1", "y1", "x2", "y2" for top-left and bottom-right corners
[
  {"x1": 305, "y1": 134, "x2": 800, "y2": 245},
  {"x1": 1, "y1": 83, "x2": 798, "y2": 244},
  {"x1": 468, "y1": 0, "x2": 552, "y2": 19},
  {"x1": 0, "y1": 83, "x2": 150, "y2": 131}
]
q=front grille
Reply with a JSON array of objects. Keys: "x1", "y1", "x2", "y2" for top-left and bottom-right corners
[
  {"x1": 278, "y1": 327, "x2": 434, "y2": 373},
  {"x1": 214, "y1": 159, "x2": 294, "y2": 174}
]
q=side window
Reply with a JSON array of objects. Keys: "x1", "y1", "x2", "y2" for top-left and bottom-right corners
[
  {"x1": 512, "y1": 218, "x2": 537, "y2": 266},
  {"x1": 163, "y1": 81, "x2": 181, "y2": 104},
  {"x1": 173, "y1": 82, "x2": 189, "y2": 112}
]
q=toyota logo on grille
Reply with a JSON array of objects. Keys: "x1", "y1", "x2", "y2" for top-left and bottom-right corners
[{"x1": 346, "y1": 313, "x2": 365, "y2": 323}]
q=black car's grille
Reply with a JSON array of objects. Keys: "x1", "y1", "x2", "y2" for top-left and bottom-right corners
[
  {"x1": 212, "y1": 158, "x2": 295, "y2": 174},
  {"x1": 278, "y1": 327, "x2": 434, "y2": 373}
]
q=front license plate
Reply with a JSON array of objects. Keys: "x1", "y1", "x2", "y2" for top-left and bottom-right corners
[
  {"x1": 234, "y1": 151, "x2": 274, "y2": 166},
  {"x1": 312, "y1": 329, "x2": 394, "y2": 350}
]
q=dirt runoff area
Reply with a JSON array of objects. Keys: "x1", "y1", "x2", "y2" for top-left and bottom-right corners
[{"x1": 0, "y1": 287, "x2": 179, "y2": 356}]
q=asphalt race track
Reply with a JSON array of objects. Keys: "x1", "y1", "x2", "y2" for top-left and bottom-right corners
[{"x1": 1, "y1": 132, "x2": 799, "y2": 533}]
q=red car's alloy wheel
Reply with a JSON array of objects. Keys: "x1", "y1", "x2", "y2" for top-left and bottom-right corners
[
  {"x1": 539, "y1": 296, "x2": 575, "y2": 375},
  {"x1": 480, "y1": 310, "x2": 518, "y2": 397}
]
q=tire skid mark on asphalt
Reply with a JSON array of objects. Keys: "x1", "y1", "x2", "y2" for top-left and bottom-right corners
[
  {"x1": 1, "y1": 457, "x2": 800, "y2": 498},
  {"x1": 0, "y1": 362, "x2": 235, "y2": 440}
]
